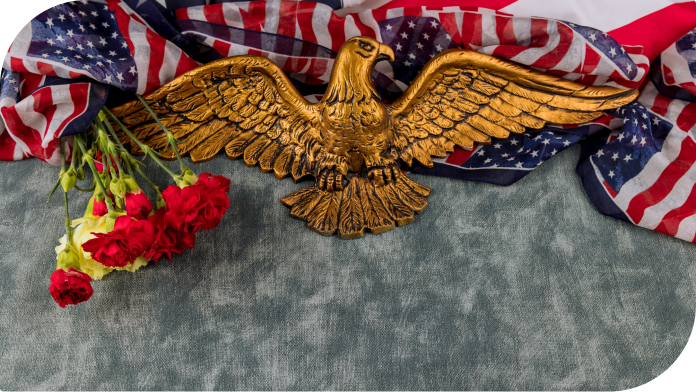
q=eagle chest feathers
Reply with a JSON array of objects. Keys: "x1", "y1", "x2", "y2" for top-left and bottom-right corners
[{"x1": 321, "y1": 96, "x2": 390, "y2": 173}]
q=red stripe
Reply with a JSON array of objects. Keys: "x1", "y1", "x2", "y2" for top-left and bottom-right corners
[
  {"x1": 277, "y1": 0, "x2": 298, "y2": 38},
  {"x1": 625, "y1": 135, "x2": 696, "y2": 223},
  {"x1": 353, "y1": 14, "x2": 377, "y2": 38},
  {"x1": 212, "y1": 39, "x2": 232, "y2": 57},
  {"x1": 68, "y1": 71, "x2": 83, "y2": 79},
  {"x1": 0, "y1": 128, "x2": 18, "y2": 161},
  {"x1": 494, "y1": 15, "x2": 517, "y2": 45},
  {"x1": 327, "y1": 13, "x2": 346, "y2": 52},
  {"x1": 174, "y1": 8, "x2": 189, "y2": 21},
  {"x1": 654, "y1": 182, "x2": 696, "y2": 237},
  {"x1": 531, "y1": 22, "x2": 573, "y2": 69},
  {"x1": 203, "y1": 3, "x2": 226, "y2": 25},
  {"x1": 36, "y1": 62, "x2": 58, "y2": 77},
  {"x1": 175, "y1": 52, "x2": 199, "y2": 77},
  {"x1": 493, "y1": 18, "x2": 549, "y2": 59},
  {"x1": 52, "y1": 84, "x2": 89, "y2": 139},
  {"x1": 115, "y1": 7, "x2": 136, "y2": 57},
  {"x1": 581, "y1": 44, "x2": 601, "y2": 74},
  {"x1": 377, "y1": 0, "x2": 518, "y2": 10},
  {"x1": 19, "y1": 73, "x2": 45, "y2": 98},
  {"x1": 445, "y1": 147, "x2": 476, "y2": 166},
  {"x1": 663, "y1": 64, "x2": 677, "y2": 85},
  {"x1": 32, "y1": 87, "x2": 56, "y2": 138},
  {"x1": 682, "y1": 82, "x2": 696, "y2": 96},
  {"x1": 240, "y1": 1, "x2": 266, "y2": 31},
  {"x1": 438, "y1": 13, "x2": 463, "y2": 44},
  {"x1": 460, "y1": 12, "x2": 482, "y2": 49},
  {"x1": 144, "y1": 28, "x2": 167, "y2": 94},
  {"x1": 602, "y1": 181, "x2": 618, "y2": 198},
  {"x1": 9, "y1": 57, "x2": 29, "y2": 73},
  {"x1": 650, "y1": 92, "x2": 673, "y2": 117},
  {"x1": 676, "y1": 102, "x2": 696, "y2": 132},
  {"x1": 0, "y1": 106, "x2": 43, "y2": 160},
  {"x1": 607, "y1": 2, "x2": 696, "y2": 62},
  {"x1": 403, "y1": 7, "x2": 423, "y2": 17},
  {"x1": 296, "y1": 1, "x2": 318, "y2": 51}
]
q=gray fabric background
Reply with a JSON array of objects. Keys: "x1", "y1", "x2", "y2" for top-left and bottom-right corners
[{"x1": 0, "y1": 144, "x2": 694, "y2": 390}]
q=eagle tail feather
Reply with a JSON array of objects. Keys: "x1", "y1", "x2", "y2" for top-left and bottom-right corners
[{"x1": 281, "y1": 171, "x2": 430, "y2": 239}]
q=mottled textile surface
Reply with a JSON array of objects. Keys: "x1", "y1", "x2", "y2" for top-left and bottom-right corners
[{"x1": 0, "y1": 145, "x2": 694, "y2": 390}]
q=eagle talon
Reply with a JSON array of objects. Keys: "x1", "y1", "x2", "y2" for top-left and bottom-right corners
[
  {"x1": 368, "y1": 166, "x2": 397, "y2": 187},
  {"x1": 316, "y1": 170, "x2": 345, "y2": 192}
]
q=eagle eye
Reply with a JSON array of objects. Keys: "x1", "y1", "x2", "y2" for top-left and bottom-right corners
[{"x1": 358, "y1": 41, "x2": 375, "y2": 52}]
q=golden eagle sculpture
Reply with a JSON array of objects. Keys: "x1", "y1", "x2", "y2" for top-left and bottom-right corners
[{"x1": 110, "y1": 36, "x2": 638, "y2": 239}]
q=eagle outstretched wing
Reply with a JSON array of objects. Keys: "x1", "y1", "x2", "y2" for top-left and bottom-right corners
[
  {"x1": 110, "y1": 56, "x2": 322, "y2": 181},
  {"x1": 387, "y1": 50, "x2": 639, "y2": 168}
]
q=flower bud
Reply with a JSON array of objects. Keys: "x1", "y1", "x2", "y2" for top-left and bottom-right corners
[
  {"x1": 60, "y1": 167, "x2": 77, "y2": 192},
  {"x1": 122, "y1": 175, "x2": 141, "y2": 193},
  {"x1": 110, "y1": 177, "x2": 127, "y2": 199},
  {"x1": 105, "y1": 212, "x2": 119, "y2": 232},
  {"x1": 176, "y1": 169, "x2": 198, "y2": 187},
  {"x1": 57, "y1": 246, "x2": 81, "y2": 271},
  {"x1": 156, "y1": 193, "x2": 166, "y2": 209},
  {"x1": 77, "y1": 165, "x2": 85, "y2": 181}
]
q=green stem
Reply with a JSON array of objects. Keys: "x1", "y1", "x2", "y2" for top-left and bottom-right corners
[
  {"x1": 102, "y1": 107, "x2": 178, "y2": 179},
  {"x1": 101, "y1": 115, "x2": 135, "y2": 178},
  {"x1": 135, "y1": 94, "x2": 187, "y2": 172},
  {"x1": 60, "y1": 138, "x2": 71, "y2": 240},
  {"x1": 69, "y1": 136, "x2": 78, "y2": 169},
  {"x1": 75, "y1": 135, "x2": 115, "y2": 214},
  {"x1": 96, "y1": 123, "x2": 124, "y2": 175},
  {"x1": 134, "y1": 164, "x2": 160, "y2": 195},
  {"x1": 59, "y1": 137, "x2": 67, "y2": 171}
]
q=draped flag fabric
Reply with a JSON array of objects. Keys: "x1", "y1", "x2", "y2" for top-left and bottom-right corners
[{"x1": 1, "y1": 0, "x2": 696, "y2": 243}]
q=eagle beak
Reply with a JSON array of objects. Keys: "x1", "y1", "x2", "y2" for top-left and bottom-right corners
[{"x1": 376, "y1": 44, "x2": 395, "y2": 63}]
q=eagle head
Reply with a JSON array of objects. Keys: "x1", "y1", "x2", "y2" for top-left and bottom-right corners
[{"x1": 327, "y1": 37, "x2": 395, "y2": 102}]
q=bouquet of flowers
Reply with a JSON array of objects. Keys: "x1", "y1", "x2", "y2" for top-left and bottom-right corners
[{"x1": 49, "y1": 97, "x2": 231, "y2": 308}]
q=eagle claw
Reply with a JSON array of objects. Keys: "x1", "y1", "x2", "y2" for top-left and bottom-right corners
[
  {"x1": 368, "y1": 166, "x2": 397, "y2": 187},
  {"x1": 317, "y1": 170, "x2": 347, "y2": 192}
]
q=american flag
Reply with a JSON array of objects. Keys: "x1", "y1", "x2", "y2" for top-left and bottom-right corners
[{"x1": 2, "y1": 0, "x2": 696, "y2": 244}]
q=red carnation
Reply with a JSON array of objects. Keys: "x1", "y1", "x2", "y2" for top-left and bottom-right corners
[
  {"x1": 125, "y1": 190, "x2": 153, "y2": 220},
  {"x1": 145, "y1": 208, "x2": 196, "y2": 262},
  {"x1": 49, "y1": 268, "x2": 94, "y2": 308},
  {"x1": 94, "y1": 151, "x2": 120, "y2": 174},
  {"x1": 92, "y1": 196, "x2": 108, "y2": 216},
  {"x1": 162, "y1": 173, "x2": 231, "y2": 233},
  {"x1": 82, "y1": 215, "x2": 155, "y2": 268}
]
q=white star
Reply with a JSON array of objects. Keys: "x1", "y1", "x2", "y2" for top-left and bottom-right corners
[
  {"x1": 515, "y1": 162, "x2": 524, "y2": 168},
  {"x1": 518, "y1": 148, "x2": 524, "y2": 153},
  {"x1": 423, "y1": 33, "x2": 430, "y2": 40},
  {"x1": 621, "y1": 46, "x2": 625, "y2": 53},
  {"x1": 89, "y1": 23, "x2": 97, "y2": 30},
  {"x1": 106, "y1": 59, "x2": 114, "y2": 65},
  {"x1": 404, "y1": 60, "x2": 412, "y2": 67},
  {"x1": 430, "y1": 54, "x2": 434, "y2": 58},
  {"x1": 395, "y1": 43, "x2": 402, "y2": 51},
  {"x1": 623, "y1": 117, "x2": 629, "y2": 123},
  {"x1": 56, "y1": 35, "x2": 65, "y2": 43},
  {"x1": 510, "y1": 139, "x2": 518, "y2": 145},
  {"x1": 92, "y1": 11, "x2": 99, "y2": 17},
  {"x1": 445, "y1": 34, "x2": 452, "y2": 41},
  {"x1": 588, "y1": 33, "x2": 596, "y2": 41},
  {"x1": 79, "y1": 11, "x2": 87, "y2": 17},
  {"x1": 608, "y1": 170, "x2": 615, "y2": 178},
  {"x1": 7, "y1": 78, "x2": 15, "y2": 84},
  {"x1": 541, "y1": 139, "x2": 550, "y2": 145},
  {"x1": 533, "y1": 134, "x2": 543, "y2": 141},
  {"x1": 435, "y1": 44, "x2": 443, "y2": 51},
  {"x1": 430, "y1": 20, "x2": 438, "y2": 28},
  {"x1": 640, "y1": 137, "x2": 646, "y2": 147},
  {"x1": 596, "y1": 149, "x2": 605, "y2": 157},
  {"x1": 408, "y1": 53, "x2": 416, "y2": 59},
  {"x1": 116, "y1": 72, "x2": 124, "y2": 82},
  {"x1": 55, "y1": 50, "x2": 63, "y2": 55},
  {"x1": 609, "y1": 47, "x2": 617, "y2": 57},
  {"x1": 87, "y1": 54, "x2": 94, "y2": 59},
  {"x1": 109, "y1": 51, "x2": 117, "y2": 56},
  {"x1": 477, "y1": 149, "x2": 485, "y2": 156},
  {"x1": 104, "y1": 75, "x2": 113, "y2": 83},
  {"x1": 128, "y1": 66, "x2": 137, "y2": 76},
  {"x1": 41, "y1": 53, "x2": 49, "y2": 58},
  {"x1": 642, "y1": 123, "x2": 647, "y2": 130},
  {"x1": 626, "y1": 63, "x2": 633, "y2": 73},
  {"x1": 501, "y1": 153, "x2": 509, "y2": 158},
  {"x1": 562, "y1": 140, "x2": 571, "y2": 147},
  {"x1": 67, "y1": 46, "x2": 75, "y2": 51},
  {"x1": 641, "y1": 113, "x2": 648, "y2": 119},
  {"x1": 633, "y1": 118, "x2": 638, "y2": 126},
  {"x1": 46, "y1": 18, "x2": 53, "y2": 27},
  {"x1": 76, "y1": 44, "x2": 84, "y2": 51},
  {"x1": 58, "y1": 14, "x2": 66, "y2": 22},
  {"x1": 99, "y1": 37, "x2": 107, "y2": 46},
  {"x1": 69, "y1": 12, "x2": 76, "y2": 18},
  {"x1": 408, "y1": 21, "x2": 416, "y2": 29},
  {"x1": 96, "y1": 61, "x2": 104, "y2": 67},
  {"x1": 385, "y1": 24, "x2": 392, "y2": 31},
  {"x1": 61, "y1": 56, "x2": 69, "y2": 63},
  {"x1": 531, "y1": 150, "x2": 539, "y2": 157},
  {"x1": 75, "y1": 54, "x2": 82, "y2": 59},
  {"x1": 484, "y1": 158, "x2": 492, "y2": 164},
  {"x1": 693, "y1": 43, "x2": 696, "y2": 49},
  {"x1": 652, "y1": 117, "x2": 660, "y2": 126},
  {"x1": 507, "y1": 157, "x2": 515, "y2": 161},
  {"x1": 630, "y1": 135, "x2": 638, "y2": 144},
  {"x1": 401, "y1": 32, "x2": 408, "y2": 39},
  {"x1": 491, "y1": 164, "x2": 499, "y2": 168},
  {"x1": 83, "y1": 64, "x2": 90, "y2": 70},
  {"x1": 617, "y1": 133, "x2": 625, "y2": 141},
  {"x1": 78, "y1": 24, "x2": 86, "y2": 32},
  {"x1": 102, "y1": 22, "x2": 110, "y2": 28},
  {"x1": 623, "y1": 154, "x2": 633, "y2": 162},
  {"x1": 551, "y1": 149, "x2": 558, "y2": 156},
  {"x1": 493, "y1": 143, "x2": 502, "y2": 149},
  {"x1": 611, "y1": 153, "x2": 619, "y2": 161},
  {"x1": 86, "y1": 41, "x2": 94, "y2": 48},
  {"x1": 416, "y1": 42, "x2": 423, "y2": 49},
  {"x1": 111, "y1": 32, "x2": 119, "y2": 39}
]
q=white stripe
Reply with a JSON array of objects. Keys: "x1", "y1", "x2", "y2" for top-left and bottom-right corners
[
  {"x1": 43, "y1": 86, "x2": 76, "y2": 144},
  {"x1": 264, "y1": 0, "x2": 281, "y2": 34},
  {"x1": 344, "y1": 16, "x2": 362, "y2": 40},
  {"x1": 126, "y1": 17, "x2": 152, "y2": 95},
  {"x1": 222, "y1": 4, "x2": 245, "y2": 29},
  {"x1": 311, "y1": 6, "x2": 333, "y2": 50},
  {"x1": 552, "y1": 34, "x2": 583, "y2": 73},
  {"x1": 511, "y1": 17, "x2": 532, "y2": 47},
  {"x1": 185, "y1": 6, "x2": 207, "y2": 23},
  {"x1": 159, "y1": 40, "x2": 181, "y2": 87},
  {"x1": 500, "y1": 0, "x2": 688, "y2": 33},
  {"x1": 510, "y1": 20, "x2": 559, "y2": 65},
  {"x1": 480, "y1": 14, "x2": 500, "y2": 47},
  {"x1": 674, "y1": 213, "x2": 696, "y2": 242},
  {"x1": 661, "y1": 43, "x2": 695, "y2": 86},
  {"x1": 357, "y1": 11, "x2": 381, "y2": 41},
  {"x1": 385, "y1": 8, "x2": 404, "y2": 19},
  {"x1": 639, "y1": 160, "x2": 696, "y2": 228}
]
